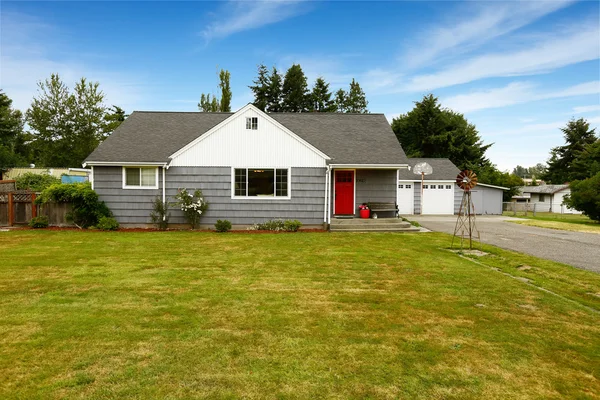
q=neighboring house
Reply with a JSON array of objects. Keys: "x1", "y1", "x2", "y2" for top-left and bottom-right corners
[
  {"x1": 512, "y1": 185, "x2": 581, "y2": 214},
  {"x1": 398, "y1": 158, "x2": 507, "y2": 215},
  {"x1": 4, "y1": 167, "x2": 90, "y2": 181}
]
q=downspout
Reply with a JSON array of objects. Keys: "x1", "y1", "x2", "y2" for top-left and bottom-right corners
[
  {"x1": 162, "y1": 166, "x2": 166, "y2": 221},
  {"x1": 327, "y1": 166, "x2": 332, "y2": 224},
  {"x1": 90, "y1": 166, "x2": 94, "y2": 190},
  {"x1": 323, "y1": 167, "x2": 329, "y2": 224}
]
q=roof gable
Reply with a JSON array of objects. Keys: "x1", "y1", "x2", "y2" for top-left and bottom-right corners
[{"x1": 169, "y1": 104, "x2": 330, "y2": 167}]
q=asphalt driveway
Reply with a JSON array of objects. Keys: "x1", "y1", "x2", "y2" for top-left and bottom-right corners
[{"x1": 409, "y1": 215, "x2": 600, "y2": 273}]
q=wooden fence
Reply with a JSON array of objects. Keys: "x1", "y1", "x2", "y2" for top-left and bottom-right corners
[{"x1": 0, "y1": 192, "x2": 73, "y2": 226}]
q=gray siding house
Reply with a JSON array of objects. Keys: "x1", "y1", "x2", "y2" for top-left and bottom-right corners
[{"x1": 84, "y1": 104, "x2": 410, "y2": 228}]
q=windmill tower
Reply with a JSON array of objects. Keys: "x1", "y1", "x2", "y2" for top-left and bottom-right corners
[{"x1": 452, "y1": 170, "x2": 480, "y2": 250}]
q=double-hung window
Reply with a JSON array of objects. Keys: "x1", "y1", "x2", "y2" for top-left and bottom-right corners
[
  {"x1": 123, "y1": 167, "x2": 158, "y2": 189},
  {"x1": 233, "y1": 168, "x2": 289, "y2": 198},
  {"x1": 246, "y1": 117, "x2": 258, "y2": 130}
]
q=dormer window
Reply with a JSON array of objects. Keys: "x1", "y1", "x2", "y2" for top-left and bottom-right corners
[{"x1": 246, "y1": 117, "x2": 258, "y2": 130}]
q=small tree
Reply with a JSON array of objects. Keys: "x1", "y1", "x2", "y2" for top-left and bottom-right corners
[
  {"x1": 150, "y1": 196, "x2": 170, "y2": 230},
  {"x1": 310, "y1": 77, "x2": 335, "y2": 112},
  {"x1": 334, "y1": 89, "x2": 347, "y2": 113},
  {"x1": 172, "y1": 188, "x2": 208, "y2": 229},
  {"x1": 563, "y1": 173, "x2": 600, "y2": 222},
  {"x1": 345, "y1": 78, "x2": 368, "y2": 113}
]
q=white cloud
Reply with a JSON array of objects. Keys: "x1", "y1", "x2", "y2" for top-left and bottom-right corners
[
  {"x1": 572, "y1": 105, "x2": 600, "y2": 114},
  {"x1": 0, "y1": 11, "x2": 150, "y2": 113},
  {"x1": 201, "y1": 1, "x2": 310, "y2": 42},
  {"x1": 444, "y1": 81, "x2": 600, "y2": 113},
  {"x1": 405, "y1": 23, "x2": 600, "y2": 92},
  {"x1": 405, "y1": 0, "x2": 575, "y2": 68}
]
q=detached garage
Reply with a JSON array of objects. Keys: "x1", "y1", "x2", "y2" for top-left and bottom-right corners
[{"x1": 398, "y1": 158, "x2": 507, "y2": 215}]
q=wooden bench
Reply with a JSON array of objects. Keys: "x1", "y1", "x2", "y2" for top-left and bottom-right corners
[{"x1": 369, "y1": 202, "x2": 399, "y2": 218}]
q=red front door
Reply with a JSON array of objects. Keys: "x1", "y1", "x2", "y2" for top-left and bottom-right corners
[{"x1": 334, "y1": 170, "x2": 354, "y2": 215}]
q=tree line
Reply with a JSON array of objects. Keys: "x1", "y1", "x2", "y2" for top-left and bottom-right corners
[{"x1": 1, "y1": 75, "x2": 126, "y2": 169}]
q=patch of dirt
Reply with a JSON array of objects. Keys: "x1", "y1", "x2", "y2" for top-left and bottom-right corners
[
  {"x1": 518, "y1": 304, "x2": 538, "y2": 311},
  {"x1": 517, "y1": 265, "x2": 533, "y2": 271},
  {"x1": 474, "y1": 304, "x2": 486, "y2": 308}
]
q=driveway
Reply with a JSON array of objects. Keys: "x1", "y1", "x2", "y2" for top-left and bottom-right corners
[{"x1": 409, "y1": 215, "x2": 600, "y2": 273}]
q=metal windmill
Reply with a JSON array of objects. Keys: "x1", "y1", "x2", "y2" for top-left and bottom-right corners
[
  {"x1": 412, "y1": 162, "x2": 433, "y2": 214},
  {"x1": 452, "y1": 170, "x2": 480, "y2": 250}
]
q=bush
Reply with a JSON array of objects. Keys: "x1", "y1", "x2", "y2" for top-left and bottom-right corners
[
  {"x1": 563, "y1": 173, "x2": 600, "y2": 222},
  {"x1": 97, "y1": 216, "x2": 119, "y2": 231},
  {"x1": 150, "y1": 196, "x2": 170, "y2": 230},
  {"x1": 283, "y1": 219, "x2": 302, "y2": 232},
  {"x1": 171, "y1": 188, "x2": 208, "y2": 229},
  {"x1": 36, "y1": 183, "x2": 112, "y2": 228},
  {"x1": 215, "y1": 219, "x2": 232, "y2": 232},
  {"x1": 29, "y1": 216, "x2": 49, "y2": 229},
  {"x1": 252, "y1": 219, "x2": 302, "y2": 232},
  {"x1": 15, "y1": 172, "x2": 61, "y2": 192}
]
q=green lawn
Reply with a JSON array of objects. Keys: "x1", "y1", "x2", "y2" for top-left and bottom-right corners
[
  {"x1": 503, "y1": 212, "x2": 600, "y2": 233},
  {"x1": 1, "y1": 230, "x2": 599, "y2": 399}
]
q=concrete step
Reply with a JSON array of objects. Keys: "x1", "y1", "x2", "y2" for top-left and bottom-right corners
[
  {"x1": 330, "y1": 226, "x2": 421, "y2": 232},
  {"x1": 331, "y1": 222, "x2": 413, "y2": 230},
  {"x1": 332, "y1": 218, "x2": 407, "y2": 225}
]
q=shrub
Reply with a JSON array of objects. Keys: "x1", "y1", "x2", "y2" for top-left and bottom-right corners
[
  {"x1": 284, "y1": 219, "x2": 302, "y2": 232},
  {"x1": 252, "y1": 219, "x2": 302, "y2": 232},
  {"x1": 97, "y1": 216, "x2": 119, "y2": 231},
  {"x1": 171, "y1": 188, "x2": 208, "y2": 229},
  {"x1": 563, "y1": 173, "x2": 600, "y2": 222},
  {"x1": 150, "y1": 196, "x2": 170, "y2": 230},
  {"x1": 35, "y1": 183, "x2": 112, "y2": 228},
  {"x1": 215, "y1": 219, "x2": 232, "y2": 232},
  {"x1": 29, "y1": 216, "x2": 49, "y2": 229},
  {"x1": 15, "y1": 172, "x2": 60, "y2": 192}
]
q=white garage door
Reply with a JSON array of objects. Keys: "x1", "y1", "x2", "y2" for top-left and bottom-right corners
[
  {"x1": 397, "y1": 182, "x2": 414, "y2": 214},
  {"x1": 422, "y1": 182, "x2": 454, "y2": 214}
]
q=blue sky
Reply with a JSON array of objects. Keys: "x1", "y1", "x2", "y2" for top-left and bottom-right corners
[{"x1": 1, "y1": 1, "x2": 599, "y2": 171}]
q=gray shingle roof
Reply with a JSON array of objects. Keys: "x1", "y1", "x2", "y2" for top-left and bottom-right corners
[
  {"x1": 518, "y1": 184, "x2": 569, "y2": 194},
  {"x1": 84, "y1": 111, "x2": 408, "y2": 165},
  {"x1": 398, "y1": 158, "x2": 460, "y2": 181}
]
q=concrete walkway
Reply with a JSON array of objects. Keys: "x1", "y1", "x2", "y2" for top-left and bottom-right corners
[{"x1": 409, "y1": 215, "x2": 600, "y2": 273}]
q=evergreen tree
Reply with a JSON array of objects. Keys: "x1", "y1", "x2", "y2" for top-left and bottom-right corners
[
  {"x1": 249, "y1": 64, "x2": 270, "y2": 111},
  {"x1": 0, "y1": 90, "x2": 28, "y2": 169},
  {"x1": 334, "y1": 89, "x2": 347, "y2": 113},
  {"x1": 391, "y1": 94, "x2": 492, "y2": 171},
  {"x1": 266, "y1": 67, "x2": 283, "y2": 112},
  {"x1": 198, "y1": 93, "x2": 220, "y2": 112},
  {"x1": 345, "y1": 78, "x2": 368, "y2": 113},
  {"x1": 104, "y1": 105, "x2": 127, "y2": 134},
  {"x1": 281, "y1": 64, "x2": 309, "y2": 112},
  {"x1": 310, "y1": 77, "x2": 335, "y2": 112},
  {"x1": 219, "y1": 69, "x2": 232, "y2": 112},
  {"x1": 543, "y1": 118, "x2": 598, "y2": 183}
]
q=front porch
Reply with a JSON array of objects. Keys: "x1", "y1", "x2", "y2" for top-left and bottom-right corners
[{"x1": 330, "y1": 216, "x2": 420, "y2": 232}]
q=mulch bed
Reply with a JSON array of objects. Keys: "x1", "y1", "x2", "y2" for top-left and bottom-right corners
[{"x1": 3, "y1": 226, "x2": 326, "y2": 233}]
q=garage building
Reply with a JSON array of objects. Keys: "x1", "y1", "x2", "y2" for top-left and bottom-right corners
[{"x1": 398, "y1": 158, "x2": 507, "y2": 215}]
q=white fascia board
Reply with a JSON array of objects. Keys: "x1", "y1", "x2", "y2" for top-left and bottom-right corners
[
  {"x1": 83, "y1": 161, "x2": 168, "y2": 167},
  {"x1": 168, "y1": 104, "x2": 331, "y2": 161},
  {"x1": 330, "y1": 164, "x2": 409, "y2": 169},
  {"x1": 478, "y1": 183, "x2": 509, "y2": 190}
]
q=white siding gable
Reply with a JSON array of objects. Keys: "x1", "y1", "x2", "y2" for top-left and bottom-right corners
[{"x1": 169, "y1": 105, "x2": 329, "y2": 167}]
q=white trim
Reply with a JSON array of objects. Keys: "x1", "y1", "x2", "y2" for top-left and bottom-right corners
[
  {"x1": 90, "y1": 166, "x2": 94, "y2": 190},
  {"x1": 330, "y1": 164, "x2": 409, "y2": 169},
  {"x1": 230, "y1": 167, "x2": 291, "y2": 200},
  {"x1": 169, "y1": 104, "x2": 330, "y2": 161},
  {"x1": 333, "y1": 169, "x2": 356, "y2": 215},
  {"x1": 477, "y1": 183, "x2": 509, "y2": 191},
  {"x1": 122, "y1": 166, "x2": 159, "y2": 190},
  {"x1": 323, "y1": 167, "x2": 329, "y2": 223},
  {"x1": 327, "y1": 167, "x2": 332, "y2": 224},
  {"x1": 85, "y1": 161, "x2": 168, "y2": 167},
  {"x1": 162, "y1": 167, "x2": 166, "y2": 219}
]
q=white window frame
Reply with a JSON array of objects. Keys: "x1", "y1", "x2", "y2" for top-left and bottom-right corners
[
  {"x1": 231, "y1": 167, "x2": 291, "y2": 200},
  {"x1": 122, "y1": 166, "x2": 159, "y2": 189},
  {"x1": 245, "y1": 117, "x2": 258, "y2": 130}
]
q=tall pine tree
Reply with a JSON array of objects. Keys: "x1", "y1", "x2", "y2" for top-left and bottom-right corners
[
  {"x1": 0, "y1": 90, "x2": 28, "y2": 169},
  {"x1": 345, "y1": 79, "x2": 368, "y2": 113},
  {"x1": 281, "y1": 64, "x2": 309, "y2": 112},
  {"x1": 266, "y1": 67, "x2": 283, "y2": 112},
  {"x1": 310, "y1": 77, "x2": 335, "y2": 112},
  {"x1": 542, "y1": 118, "x2": 598, "y2": 183},
  {"x1": 249, "y1": 64, "x2": 270, "y2": 111},
  {"x1": 334, "y1": 89, "x2": 347, "y2": 113}
]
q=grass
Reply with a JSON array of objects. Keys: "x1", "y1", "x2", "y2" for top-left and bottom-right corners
[
  {"x1": 1, "y1": 230, "x2": 599, "y2": 399},
  {"x1": 503, "y1": 212, "x2": 600, "y2": 234}
]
